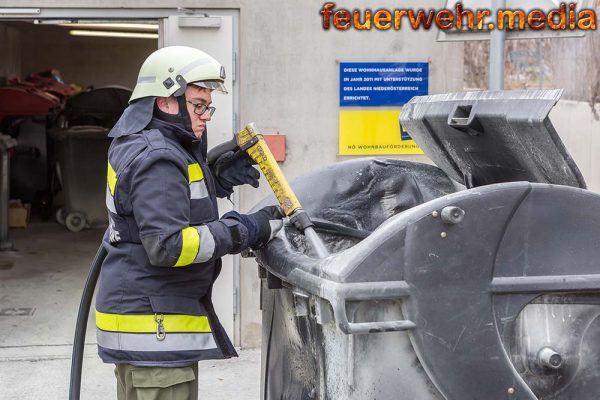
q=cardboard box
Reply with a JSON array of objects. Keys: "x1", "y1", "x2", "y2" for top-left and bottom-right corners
[{"x1": 8, "y1": 200, "x2": 30, "y2": 228}]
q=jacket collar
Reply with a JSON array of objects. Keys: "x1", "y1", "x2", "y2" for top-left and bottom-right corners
[
  {"x1": 147, "y1": 117, "x2": 195, "y2": 144},
  {"x1": 147, "y1": 117, "x2": 208, "y2": 161}
]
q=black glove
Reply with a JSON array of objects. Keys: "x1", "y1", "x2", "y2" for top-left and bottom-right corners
[
  {"x1": 222, "y1": 205, "x2": 285, "y2": 249},
  {"x1": 211, "y1": 151, "x2": 260, "y2": 195}
]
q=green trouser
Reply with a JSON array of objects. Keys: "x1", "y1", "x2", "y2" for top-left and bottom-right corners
[{"x1": 114, "y1": 364, "x2": 198, "y2": 400}]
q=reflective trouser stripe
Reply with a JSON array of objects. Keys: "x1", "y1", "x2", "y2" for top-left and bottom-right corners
[
  {"x1": 97, "y1": 330, "x2": 217, "y2": 352},
  {"x1": 106, "y1": 184, "x2": 117, "y2": 213},
  {"x1": 175, "y1": 227, "x2": 200, "y2": 267},
  {"x1": 190, "y1": 180, "x2": 209, "y2": 199},
  {"x1": 96, "y1": 311, "x2": 211, "y2": 333},
  {"x1": 193, "y1": 225, "x2": 215, "y2": 263}
]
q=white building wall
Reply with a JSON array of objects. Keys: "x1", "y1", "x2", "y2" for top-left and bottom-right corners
[{"x1": 550, "y1": 101, "x2": 600, "y2": 192}]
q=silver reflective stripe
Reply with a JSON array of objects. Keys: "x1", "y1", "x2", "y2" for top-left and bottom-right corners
[
  {"x1": 178, "y1": 58, "x2": 211, "y2": 76},
  {"x1": 97, "y1": 330, "x2": 217, "y2": 352},
  {"x1": 190, "y1": 180, "x2": 209, "y2": 199},
  {"x1": 106, "y1": 184, "x2": 117, "y2": 214},
  {"x1": 137, "y1": 75, "x2": 156, "y2": 84},
  {"x1": 193, "y1": 225, "x2": 215, "y2": 263}
]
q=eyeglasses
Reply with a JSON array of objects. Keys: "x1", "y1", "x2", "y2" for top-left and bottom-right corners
[{"x1": 186, "y1": 100, "x2": 216, "y2": 117}]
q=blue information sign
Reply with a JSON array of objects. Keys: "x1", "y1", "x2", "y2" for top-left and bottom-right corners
[{"x1": 339, "y1": 62, "x2": 429, "y2": 107}]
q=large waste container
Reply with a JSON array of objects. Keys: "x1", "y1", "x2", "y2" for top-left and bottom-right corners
[
  {"x1": 62, "y1": 86, "x2": 131, "y2": 128},
  {"x1": 5, "y1": 117, "x2": 52, "y2": 208},
  {"x1": 256, "y1": 90, "x2": 600, "y2": 400},
  {"x1": 48, "y1": 86, "x2": 130, "y2": 232},
  {"x1": 0, "y1": 85, "x2": 62, "y2": 217},
  {"x1": 50, "y1": 126, "x2": 110, "y2": 232}
]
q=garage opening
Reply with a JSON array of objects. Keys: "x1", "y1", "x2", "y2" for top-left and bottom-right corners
[{"x1": 0, "y1": 20, "x2": 157, "y2": 232}]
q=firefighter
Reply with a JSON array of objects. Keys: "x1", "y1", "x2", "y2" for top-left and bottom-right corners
[{"x1": 95, "y1": 46, "x2": 284, "y2": 399}]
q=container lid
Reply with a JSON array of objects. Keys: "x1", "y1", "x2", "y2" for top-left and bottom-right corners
[
  {"x1": 64, "y1": 86, "x2": 132, "y2": 128},
  {"x1": 400, "y1": 89, "x2": 586, "y2": 189},
  {"x1": 48, "y1": 126, "x2": 109, "y2": 140}
]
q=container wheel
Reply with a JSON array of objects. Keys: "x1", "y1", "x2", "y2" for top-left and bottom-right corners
[
  {"x1": 65, "y1": 212, "x2": 86, "y2": 232},
  {"x1": 56, "y1": 208, "x2": 66, "y2": 225}
]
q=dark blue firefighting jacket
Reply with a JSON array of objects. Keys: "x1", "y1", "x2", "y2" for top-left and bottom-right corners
[{"x1": 95, "y1": 102, "x2": 246, "y2": 367}]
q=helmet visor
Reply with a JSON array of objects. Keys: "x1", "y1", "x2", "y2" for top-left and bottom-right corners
[{"x1": 191, "y1": 80, "x2": 228, "y2": 94}]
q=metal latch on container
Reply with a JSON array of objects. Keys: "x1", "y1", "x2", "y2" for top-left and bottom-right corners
[{"x1": 448, "y1": 104, "x2": 483, "y2": 136}]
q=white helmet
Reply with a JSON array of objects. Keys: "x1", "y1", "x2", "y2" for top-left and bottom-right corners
[{"x1": 130, "y1": 46, "x2": 227, "y2": 103}]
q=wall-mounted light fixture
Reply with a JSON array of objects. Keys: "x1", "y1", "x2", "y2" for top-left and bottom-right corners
[
  {"x1": 61, "y1": 23, "x2": 158, "y2": 31},
  {"x1": 69, "y1": 30, "x2": 158, "y2": 39}
]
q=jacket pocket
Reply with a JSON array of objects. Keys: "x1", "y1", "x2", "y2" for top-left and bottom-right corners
[
  {"x1": 190, "y1": 197, "x2": 216, "y2": 224},
  {"x1": 149, "y1": 296, "x2": 207, "y2": 316}
]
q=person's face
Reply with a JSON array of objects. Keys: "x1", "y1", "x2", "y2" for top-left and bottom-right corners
[{"x1": 184, "y1": 85, "x2": 213, "y2": 139}]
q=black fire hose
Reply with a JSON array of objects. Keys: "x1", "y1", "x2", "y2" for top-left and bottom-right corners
[
  {"x1": 69, "y1": 244, "x2": 107, "y2": 400},
  {"x1": 311, "y1": 218, "x2": 371, "y2": 240}
]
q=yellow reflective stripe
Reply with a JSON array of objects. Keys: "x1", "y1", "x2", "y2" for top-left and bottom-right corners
[
  {"x1": 107, "y1": 162, "x2": 117, "y2": 195},
  {"x1": 188, "y1": 163, "x2": 204, "y2": 183},
  {"x1": 96, "y1": 311, "x2": 211, "y2": 333},
  {"x1": 175, "y1": 227, "x2": 199, "y2": 267}
]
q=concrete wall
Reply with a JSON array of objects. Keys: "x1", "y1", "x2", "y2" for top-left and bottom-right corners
[
  {"x1": 550, "y1": 100, "x2": 600, "y2": 192},
  {"x1": 2, "y1": 0, "x2": 464, "y2": 347}
]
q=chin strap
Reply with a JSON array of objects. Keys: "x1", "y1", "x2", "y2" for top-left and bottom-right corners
[{"x1": 176, "y1": 95, "x2": 194, "y2": 133}]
